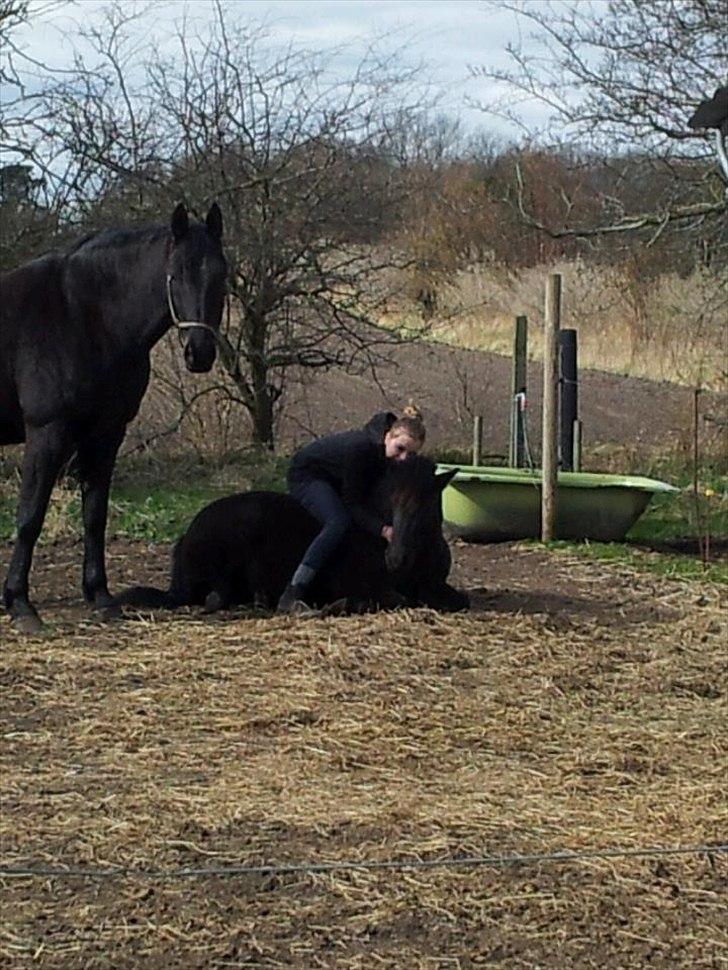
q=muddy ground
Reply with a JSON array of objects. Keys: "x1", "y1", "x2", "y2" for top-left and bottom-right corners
[{"x1": 1, "y1": 539, "x2": 726, "y2": 969}]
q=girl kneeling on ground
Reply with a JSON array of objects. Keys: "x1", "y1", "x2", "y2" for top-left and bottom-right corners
[{"x1": 277, "y1": 406, "x2": 426, "y2": 613}]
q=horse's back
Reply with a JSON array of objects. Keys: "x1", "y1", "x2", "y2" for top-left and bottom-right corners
[
  {"x1": 173, "y1": 490, "x2": 318, "y2": 605},
  {"x1": 174, "y1": 489, "x2": 392, "y2": 609},
  {"x1": 183, "y1": 490, "x2": 316, "y2": 542},
  {"x1": 0, "y1": 253, "x2": 64, "y2": 333}
]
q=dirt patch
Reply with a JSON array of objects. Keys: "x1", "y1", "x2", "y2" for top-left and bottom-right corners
[
  {"x1": 0, "y1": 534, "x2": 686, "y2": 631},
  {"x1": 1, "y1": 540, "x2": 726, "y2": 968},
  {"x1": 449, "y1": 540, "x2": 687, "y2": 626},
  {"x1": 278, "y1": 341, "x2": 724, "y2": 457}
]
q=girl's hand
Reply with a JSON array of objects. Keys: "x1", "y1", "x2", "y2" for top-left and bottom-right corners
[{"x1": 381, "y1": 525, "x2": 394, "y2": 543}]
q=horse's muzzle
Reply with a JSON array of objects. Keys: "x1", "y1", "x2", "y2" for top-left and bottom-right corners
[{"x1": 185, "y1": 334, "x2": 216, "y2": 373}]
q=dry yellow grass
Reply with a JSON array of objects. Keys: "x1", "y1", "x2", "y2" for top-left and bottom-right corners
[
  {"x1": 1, "y1": 550, "x2": 726, "y2": 968},
  {"x1": 393, "y1": 261, "x2": 727, "y2": 392}
]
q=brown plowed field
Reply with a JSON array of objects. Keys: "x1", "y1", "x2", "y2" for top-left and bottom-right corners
[{"x1": 278, "y1": 342, "x2": 723, "y2": 458}]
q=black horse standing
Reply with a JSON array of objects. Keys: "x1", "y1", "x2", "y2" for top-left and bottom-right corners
[{"x1": 0, "y1": 203, "x2": 227, "y2": 632}]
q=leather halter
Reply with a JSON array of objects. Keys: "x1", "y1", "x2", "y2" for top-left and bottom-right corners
[{"x1": 166, "y1": 274, "x2": 217, "y2": 337}]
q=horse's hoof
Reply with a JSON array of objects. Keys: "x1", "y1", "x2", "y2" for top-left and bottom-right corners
[
  {"x1": 91, "y1": 591, "x2": 114, "y2": 610},
  {"x1": 11, "y1": 612, "x2": 45, "y2": 636},
  {"x1": 98, "y1": 605, "x2": 122, "y2": 623},
  {"x1": 281, "y1": 601, "x2": 321, "y2": 619},
  {"x1": 319, "y1": 598, "x2": 349, "y2": 618},
  {"x1": 203, "y1": 591, "x2": 224, "y2": 614}
]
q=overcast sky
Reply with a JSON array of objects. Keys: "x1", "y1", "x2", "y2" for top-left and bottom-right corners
[{"x1": 13, "y1": 0, "x2": 562, "y2": 138}]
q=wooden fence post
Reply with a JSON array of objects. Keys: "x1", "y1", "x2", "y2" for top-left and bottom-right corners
[{"x1": 542, "y1": 274, "x2": 561, "y2": 542}]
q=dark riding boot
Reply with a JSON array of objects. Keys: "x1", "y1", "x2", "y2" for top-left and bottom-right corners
[{"x1": 276, "y1": 583, "x2": 310, "y2": 614}]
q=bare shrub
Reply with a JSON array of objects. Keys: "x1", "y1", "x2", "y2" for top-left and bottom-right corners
[
  {"x1": 423, "y1": 261, "x2": 726, "y2": 391},
  {"x1": 124, "y1": 332, "x2": 252, "y2": 459}
]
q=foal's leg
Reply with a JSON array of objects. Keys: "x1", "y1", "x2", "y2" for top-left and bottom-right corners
[
  {"x1": 3, "y1": 422, "x2": 72, "y2": 632},
  {"x1": 76, "y1": 429, "x2": 125, "y2": 608},
  {"x1": 418, "y1": 583, "x2": 470, "y2": 613}
]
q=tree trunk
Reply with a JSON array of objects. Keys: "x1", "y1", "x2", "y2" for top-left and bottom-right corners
[
  {"x1": 249, "y1": 312, "x2": 275, "y2": 450},
  {"x1": 250, "y1": 384, "x2": 275, "y2": 449},
  {"x1": 215, "y1": 322, "x2": 275, "y2": 449}
]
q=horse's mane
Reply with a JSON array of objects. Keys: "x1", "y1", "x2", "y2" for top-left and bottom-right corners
[
  {"x1": 31, "y1": 213, "x2": 217, "y2": 269},
  {"x1": 370, "y1": 456, "x2": 438, "y2": 513},
  {"x1": 18, "y1": 225, "x2": 170, "y2": 268},
  {"x1": 65, "y1": 224, "x2": 168, "y2": 257}
]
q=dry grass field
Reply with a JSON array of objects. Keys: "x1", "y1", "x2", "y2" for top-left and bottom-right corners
[
  {"x1": 1, "y1": 539, "x2": 726, "y2": 969},
  {"x1": 417, "y1": 262, "x2": 727, "y2": 392}
]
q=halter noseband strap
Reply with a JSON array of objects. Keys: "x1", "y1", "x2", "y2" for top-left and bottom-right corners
[{"x1": 166, "y1": 274, "x2": 218, "y2": 337}]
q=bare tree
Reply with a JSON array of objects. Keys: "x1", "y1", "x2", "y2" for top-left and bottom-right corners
[
  {"x1": 29, "y1": 4, "x2": 433, "y2": 447},
  {"x1": 0, "y1": 1, "x2": 32, "y2": 110},
  {"x1": 471, "y1": 0, "x2": 727, "y2": 249},
  {"x1": 0, "y1": 0, "x2": 77, "y2": 263},
  {"x1": 1, "y1": 1, "x2": 84, "y2": 186}
]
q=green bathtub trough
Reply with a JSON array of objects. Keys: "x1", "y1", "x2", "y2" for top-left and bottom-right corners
[{"x1": 436, "y1": 464, "x2": 679, "y2": 543}]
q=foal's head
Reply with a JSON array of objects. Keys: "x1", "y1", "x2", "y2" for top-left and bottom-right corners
[
  {"x1": 383, "y1": 456, "x2": 456, "y2": 578},
  {"x1": 166, "y1": 203, "x2": 227, "y2": 373}
]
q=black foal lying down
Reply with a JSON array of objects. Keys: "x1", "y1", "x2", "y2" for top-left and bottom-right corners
[{"x1": 109, "y1": 456, "x2": 469, "y2": 614}]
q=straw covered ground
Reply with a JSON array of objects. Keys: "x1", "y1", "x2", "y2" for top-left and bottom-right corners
[{"x1": 1, "y1": 540, "x2": 727, "y2": 968}]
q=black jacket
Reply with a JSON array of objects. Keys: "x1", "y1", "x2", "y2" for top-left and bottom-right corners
[{"x1": 287, "y1": 412, "x2": 397, "y2": 536}]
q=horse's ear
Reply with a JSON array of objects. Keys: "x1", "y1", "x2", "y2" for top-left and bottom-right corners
[
  {"x1": 171, "y1": 203, "x2": 189, "y2": 241},
  {"x1": 435, "y1": 469, "x2": 457, "y2": 491},
  {"x1": 206, "y1": 202, "x2": 223, "y2": 240}
]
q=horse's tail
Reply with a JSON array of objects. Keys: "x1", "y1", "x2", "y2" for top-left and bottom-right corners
[
  {"x1": 107, "y1": 585, "x2": 179, "y2": 609},
  {"x1": 109, "y1": 540, "x2": 188, "y2": 611}
]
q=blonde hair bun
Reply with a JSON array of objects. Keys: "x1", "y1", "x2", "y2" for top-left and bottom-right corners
[
  {"x1": 391, "y1": 401, "x2": 426, "y2": 444},
  {"x1": 402, "y1": 401, "x2": 423, "y2": 420}
]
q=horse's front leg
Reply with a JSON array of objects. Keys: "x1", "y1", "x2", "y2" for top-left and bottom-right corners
[
  {"x1": 3, "y1": 422, "x2": 73, "y2": 633},
  {"x1": 76, "y1": 429, "x2": 125, "y2": 609}
]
